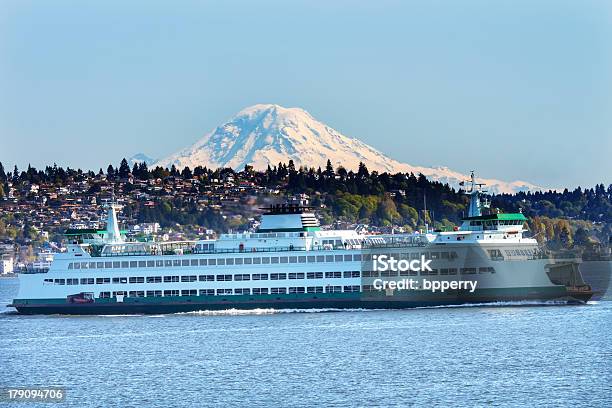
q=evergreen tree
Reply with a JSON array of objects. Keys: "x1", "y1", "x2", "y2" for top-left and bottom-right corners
[
  {"x1": 357, "y1": 162, "x2": 369, "y2": 179},
  {"x1": 325, "y1": 159, "x2": 334, "y2": 178},
  {"x1": 118, "y1": 158, "x2": 130, "y2": 178},
  {"x1": 107, "y1": 165, "x2": 115, "y2": 180},
  {"x1": 0, "y1": 162, "x2": 5, "y2": 183}
]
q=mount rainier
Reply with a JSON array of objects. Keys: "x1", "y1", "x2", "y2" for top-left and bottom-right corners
[{"x1": 155, "y1": 104, "x2": 540, "y2": 194}]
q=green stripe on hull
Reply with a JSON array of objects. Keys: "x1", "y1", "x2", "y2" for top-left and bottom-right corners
[{"x1": 10, "y1": 286, "x2": 586, "y2": 315}]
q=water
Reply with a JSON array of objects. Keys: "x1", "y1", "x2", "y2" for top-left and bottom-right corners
[{"x1": 1, "y1": 278, "x2": 610, "y2": 407}]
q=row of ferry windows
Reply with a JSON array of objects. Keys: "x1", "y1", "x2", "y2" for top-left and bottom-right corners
[
  {"x1": 45, "y1": 267, "x2": 495, "y2": 286},
  {"x1": 97, "y1": 286, "x2": 361, "y2": 298},
  {"x1": 66, "y1": 251, "x2": 461, "y2": 270},
  {"x1": 505, "y1": 249, "x2": 536, "y2": 256},
  {"x1": 45, "y1": 272, "x2": 360, "y2": 285}
]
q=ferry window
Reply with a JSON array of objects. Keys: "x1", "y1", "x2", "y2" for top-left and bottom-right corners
[
  {"x1": 199, "y1": 259, "x2": 207, "y2": 266},
  {"x1": 147, "y1": 276, "x2": 162, "y2": 283},
  {"x1": 235, "y1": 288, "x2": 250, "y2": 295},
  {"x1": 96, "y1": 277, "x2": 110, "y2": 284},
  {"x1": 235, "y1": 274, "x2": 250, "y2": 281},
  {"x1": 440, "y1": 252, "x2": 449, "y2": 260},
  {"x1": 429, "y1": 269, "x2": 439, "y2": 275},
  {"x1": 279, "y1": 257, "x2": 288, "y2": 264},
  {"x1": 270, "y1": 257, "x2": 279, "y2": 264},
  {"x1": 344, "y1": 285, "x2": 360, "y2": 293},
  {"x1": 327, "y1": 286, "x2": 342, "y2": 293},
  {"x1": 307, "y1": 286, "x2": 324, "y2": 294},
  {"x1": 128, "y1": 291, "x2": 145, "y2": 298},
  {"x1": 343, "y1": 255, "x2": 352, "y2": 262},
  {"x1": 271, "y1": 288, "x2": 287, "y2": 294},
  {"x1": 440, "y1": 268, "x2": 449, "y2": 275},
  {"x1": 96, "y1": 262, "x2": 104, "y2": 268},
  {"x1": 235, "y1": 258, "x2": 243, "y2": 265},
  {"x1": 199, "y1": 289, "x2": 215, "y2": 296},
  {"x1": 216, "y1": 274, "x2": 232, "y2": 281},
  {"x1": 448, "y1": 268, "x2": 458, "y2": 275},
  {"x1": 119, "y1": 277, "x2": 127, "y2": 283},
  {"x1": 252, "y1": 258, "x2": 261, "y2": 264},
  {"x1": 353, "y1": 254, "x2": 362, "y2": 261},
  {"x1": 164, "y1": 276, "x2": 179, "y2": 283},
  {"x1": 130, "y1": 261, "x2": 138, "y2": 268},
  {"x1": 460, "y1": 268, "x2": 477, "y2": 275},
  {"x1": 325, "y1": 272, "x2": 342, "y2": 279},
  {"x1": 67, "y1": 278, "x2": 78, "y2": 285},
  {"x1": 326, "y1": 255, "x2": 334, "y2": 262},
  {"x1": 113, "y1": 261, "x2": 121, "y2": 268},
  {"x1": 165, "y1": 260, "x2": 172, "y2": 267},
  {"x1": 181, "y1": 275, "x2": 197, "y2": 282},
  {"x1": 243, "y1": 258, "x2": 252, "y2": 265},
  {"x1": 68, "y1": 262, "x2": 75, "y2": 269},
  {"x1": 288, "y1": 273, "x2": 304, "y2": 280},
  {"x1": 54, "y1": 279, "x2": 65, "y2": 285},
  {"x1": 199, "y1": 275, "x2": 214, "y2": 282},
  {"x1": 252, "y1": 288, "x2": 269, "y2": 295},
  {"x1": 307, "y1": 256, "x2": 316, "y2": 263},
  {"x1": 89, "y1": 262, "x2": 96, "y2": 269},
  {"x1": 80, "y1": 278, "x2": 94, "y2": 285},
  {"x1": 270, "y1": 273, "x2": 286, "y2": 280},
  {"x1": 334, "y1": 255, "x2": 342, "y2": 262},
  {"x1": 252, "y1": 273, "x2": 268, "y2": 280},
  {"x1": 99, "y1": 292, "x2": 111, "y2": 298},
  {"x1": 261, "y1": 257, "x2": 270, "y2": 264},
  {"x1": 216, "y1": 289, "x2": 232, "y2": 295},
  {"x1": 335, "y1": 240, "x2": 342, "y2": 247},
  {"x1": 450, "y1": 252, "x2": 458, "y2": 259},
  {"x1": 316, "y1": 255, "x2": 325, "y2": 262},
  {"x1": 431, "y1": 252, "x2": 439, "y2": 260},
  {"x1": 164, "y1": 290, "x2": 180, "y2": 297},
  {"x1": 121, "y1": 261, "x2": 129, "y2": 268},
  {"x1": 178, "y1": 260, "x2": 187, "y2": 267},
  {"x1": 208, "y1": 259, "x2": 217, "y2": 266},
  {"x1": 81, "y1": 262, "x2": 88, "y2": 269},
  {"x1": 147, "y1": 261, "x2": 155, "y2": 267},
  {"x1": 217, "y1": 259, "x2": 225, "y2": 266},
  {"x1": 289, "y1": 256, "x2": 297, "y2": 263},
  {"x1": 298, "y1": 256, "x2": 306, "y2": 263},
  {"x1": 181, "y1": 289, "x2": 197, "y2": 296},
  {"x1": 146, "y1": 290, "x2": 162, "y2": 297},
  {"x1": 307, "y1": 272, "x2": 323, "y2": 279},
  {"x1": 289, "y1": 287, "x2": 305, "y2": 294},
  {"x1": 105, "y1": 262, "x2": 113, "y2": 268}
]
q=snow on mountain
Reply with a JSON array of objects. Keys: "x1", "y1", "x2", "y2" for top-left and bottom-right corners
[
  {"x1": 155, "y1": 104, "x2": 541, "y2": 194},
  {"x1": 128, "y1": 153, "x2": 156, "y2": 167}
]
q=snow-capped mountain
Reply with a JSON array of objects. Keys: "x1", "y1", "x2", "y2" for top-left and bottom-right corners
[
  {"x1": 128, "y1": 153, "x2": 156, "y2": 167},
  {"x1": 155, "y1": 104, "x2": 541, "y2": 194}
]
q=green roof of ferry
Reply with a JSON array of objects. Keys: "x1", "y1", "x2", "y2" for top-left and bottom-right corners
[
  {"x1": 462, "y1": 213, "x2": 527, "y2": 222},
  {"x1": 64, "y1": 228, "x2": 128, "y2": 235}
]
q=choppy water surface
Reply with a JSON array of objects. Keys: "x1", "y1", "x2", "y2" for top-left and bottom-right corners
[{"x1": 1, "y1": 278, "x2": 610, "y2": 407}]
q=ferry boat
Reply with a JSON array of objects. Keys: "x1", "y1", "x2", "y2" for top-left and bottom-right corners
[{"x1": 9, "y1": 173, "x2": 593, "y2": 314}]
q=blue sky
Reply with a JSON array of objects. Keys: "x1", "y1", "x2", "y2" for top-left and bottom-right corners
[{"x1": 0, "y1": 0, "x2": 610, "y2": 189}]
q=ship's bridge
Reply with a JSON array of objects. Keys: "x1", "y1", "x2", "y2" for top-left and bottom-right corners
[
  {"x1": 258, "y1": 204, "x2": 320, "y2": 233},
  {"x1": 460, "y1": 213, "x2": 527, "y2": 232}
]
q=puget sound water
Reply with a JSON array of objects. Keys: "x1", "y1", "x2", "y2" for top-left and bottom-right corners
[{"x1": 1, "y1": 277, "x2": 610, "y2": 407}]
